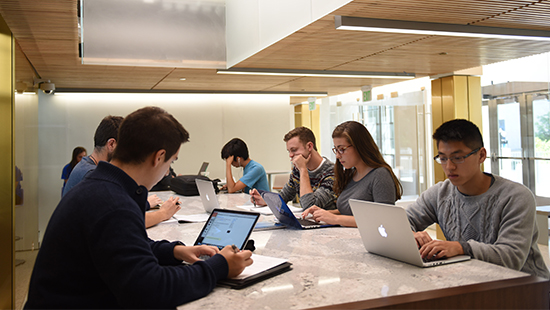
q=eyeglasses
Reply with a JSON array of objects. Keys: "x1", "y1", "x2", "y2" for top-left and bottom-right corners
[
  {"x1": 434, "y1": 147, "x2": 481, "y2": 165},
  {"x1": 332, "y1": 145, "x2": 353, "y2": 155}
]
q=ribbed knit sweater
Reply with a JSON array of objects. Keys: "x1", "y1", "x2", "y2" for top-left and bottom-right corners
[{"x1": 406, "y1": 174, "x2": 549, "y2": 278}]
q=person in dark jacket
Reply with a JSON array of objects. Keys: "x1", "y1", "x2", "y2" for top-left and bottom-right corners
[{"x1": 25, "y1": 106, "x2": 253, "y2": 309}]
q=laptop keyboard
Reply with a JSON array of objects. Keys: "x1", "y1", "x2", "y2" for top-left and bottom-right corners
[
  {"x1": 297, "y1": 219, "x2": 320, "y2": 226},
  {"x1": 422, "y1": 255, "x2": 446, "y2": 263}
]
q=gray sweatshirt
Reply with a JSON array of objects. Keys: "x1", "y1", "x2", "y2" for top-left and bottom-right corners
[
  {"x1": 337, "y1": 167, "x2": 397, "y2": 215},
  {"x1": 406, "y1": 174, "x2": 549, "y2": 279}
]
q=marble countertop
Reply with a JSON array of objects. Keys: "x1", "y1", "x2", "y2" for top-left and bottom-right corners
[{"x1": 147, "y1": 191, "x2": 529, "y2": 310}]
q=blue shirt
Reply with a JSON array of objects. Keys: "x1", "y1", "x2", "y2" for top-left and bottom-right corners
[
  {"x1": 239, "y1": 160, "x2": 269, "y2": 193},
  {"x1": 63, "y1": 156, "x2": 96, "y2": 196}
]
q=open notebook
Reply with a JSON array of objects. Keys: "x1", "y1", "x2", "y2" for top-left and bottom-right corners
[{"x1": 217, "y1": 254, "x2": 292, "y2": 289}]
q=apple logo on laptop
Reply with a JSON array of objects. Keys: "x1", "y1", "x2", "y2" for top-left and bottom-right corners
[
  {"x1": 205, "y1": 194, "x2": 210, "y2": 201},
  {"x1": 378, "y1": 225, "x2": 388, "y2": 238}
]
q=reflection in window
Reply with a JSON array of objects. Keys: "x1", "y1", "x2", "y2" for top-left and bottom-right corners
[{"x1": 533, "y1": 97, "x2": 550, "y2": 196}]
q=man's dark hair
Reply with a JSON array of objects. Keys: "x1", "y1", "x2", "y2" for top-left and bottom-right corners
[
  {"x1": 94, "y1": 116, "x2": 124, "y2": 148},
  {"x1": 221, "y1": 138, "x2": 249, "y2": 160},
  {"x1": 432, "y1": 119, "x2": 484, "y2": 150},
  {"x1": 284, "y1": 126, "x2": 317, "y2": 151},
  {"x1": 112, "y1": 107, "x2": 189, "y2": 164}
]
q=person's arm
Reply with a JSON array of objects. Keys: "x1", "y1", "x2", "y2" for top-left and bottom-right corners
[
  {"x1": 224, "y1": 156, "x2": 247, "y2": 193},
  {"x1": 298, "y1": 172, "x2": 337, "y2": 210},
  {"x1": 303, "y1": 207, "x2": 356, "y2": 226},
  {"x1": 61, "y1": 165, "x2": 70, "y2": 182},
  {"x1": 147, "y1": 194, "x2": 162, "y2": 207},
  {"x1": 463, "y1": 186, "x2": 538, "y2": 271},
  {"x1": 145, "y1": 197, "x2": 180, "y2": 228},
  {"x1": 278, "y1": 171, "x2": 297, "y2": 204},
  {"x1": 249, "y1": 188, "x2": 267, "y2": 206},
  {"x1": 237, "y1": 162, "x2": 265, "y2": 192},
  {"x1": 89, "y1": 206, "x2": 229, "y2": 308},
  {"x1": 371, "y1": 168, "x2": 398, "y2": 204},
  {"x1": 292, "y1": 154, "x2": 313, "y2": 197},
  {"x1": 405, "y1": 184, "x2": 440, "y2": 232}
]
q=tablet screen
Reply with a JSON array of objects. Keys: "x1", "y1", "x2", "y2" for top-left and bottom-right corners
[{"x1": 194, "y1": 209, "x2": 260, "y2": 250}]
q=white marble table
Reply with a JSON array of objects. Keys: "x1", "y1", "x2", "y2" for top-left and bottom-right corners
[{"x1": 147, "y1": 191, "x2": 547, "y2": 309}]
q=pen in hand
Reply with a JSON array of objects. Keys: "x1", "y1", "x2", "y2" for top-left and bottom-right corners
[{"x1": 231, "y1": 244, "x2": 239, "y2": 253}]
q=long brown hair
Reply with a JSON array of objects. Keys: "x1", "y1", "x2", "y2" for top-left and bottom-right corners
[
  {"x1": 332, "y1": 121, "x2": 402, "y2": 199},
  {"x1": 69, "y1": 146, "x2": 87, "y2": 170}
]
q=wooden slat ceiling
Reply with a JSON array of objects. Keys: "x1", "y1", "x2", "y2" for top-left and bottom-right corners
[{"x1": 3, "y1": 0, "x2": 550, "y2": 103}]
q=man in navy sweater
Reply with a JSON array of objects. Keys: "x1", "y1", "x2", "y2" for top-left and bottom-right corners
[{"x1": 25, "y1": 106, "x2": 253, "y2": 309}]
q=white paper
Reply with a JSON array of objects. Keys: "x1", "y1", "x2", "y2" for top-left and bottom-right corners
[{"x1": 233, "y1": 254, "x2": 288, "y2": 280}]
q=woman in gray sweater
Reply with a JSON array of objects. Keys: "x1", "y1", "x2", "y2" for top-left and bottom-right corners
[{"x1": 302, "y1": 121, "x2": 402, "y2": 227}]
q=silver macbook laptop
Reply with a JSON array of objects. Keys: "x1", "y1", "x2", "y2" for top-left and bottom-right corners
[
  {"x1": 195, "y1": 179, "x2": 220, "y2": 213},
  {"x1": 349, "y1": 199, "x2": 470, "y2": 267}
]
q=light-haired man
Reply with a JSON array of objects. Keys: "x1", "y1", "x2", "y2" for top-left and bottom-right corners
[{"x1": 251, "y1": 126, "x2": 336, "y2": 210}]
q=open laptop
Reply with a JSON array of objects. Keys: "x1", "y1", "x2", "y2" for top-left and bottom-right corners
[
  {"x1": 197, "y1": 162, "x2": 209, "y2": 175},
  {"x1": 195, "y1": 179, "x2": 220, "y2": 213},
  {"x1": 194, "y1": 208, "x2": 260, "y2": 250},
  {"x1": 349, "y1": 199, "x2": 470, "y2": 267},
  {"x1": 262, "y1": 191, "x2": 338, "y2": 229}
]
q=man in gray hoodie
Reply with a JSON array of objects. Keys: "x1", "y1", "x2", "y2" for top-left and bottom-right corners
[{"x1": 407, "y1": 119, "x2": 549, "y2": 279}]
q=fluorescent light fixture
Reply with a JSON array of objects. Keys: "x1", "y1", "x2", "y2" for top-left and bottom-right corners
[
  {"x1": 335, "y1": 16, "x2": 550, "y2": 41},
  {"x1": 52, "y1": 88, "x2": 327, "y2": 97},
  {"x1": 217, "y1": 68, "x2": 415, "y2": 79}
]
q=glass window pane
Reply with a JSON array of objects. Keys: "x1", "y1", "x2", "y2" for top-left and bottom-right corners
[
  {"x1": 496, "y1": 101, "x2": 521, "y2": 159},
  {"x1": 498, "y1": 158, "x2": 523, "y2": 184},
  {"x1": 535, "y1": 159, "x2": 550, "y2": 196},
  {"x1": 482, "y1": 104, "x2": 491, "y2": 174},
  {"x1": 533, "y1": 97, "x2": 550, "y2": 159}
]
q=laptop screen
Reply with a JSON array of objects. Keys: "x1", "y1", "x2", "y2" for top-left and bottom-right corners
[
  {"x1": 197, "y1": 162, "x2": 209, "y2": 175},
  {"x1": 194, "y1": 209, "x2": 260, "y2": 250}
]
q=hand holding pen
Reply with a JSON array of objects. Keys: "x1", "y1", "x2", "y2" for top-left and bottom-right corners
[
  {"x1": 249, "y1": 189, "x2": 267, "y2": 206},
  {"x1": 220, "y1": 244, "x2": 253, "y2": 278}
]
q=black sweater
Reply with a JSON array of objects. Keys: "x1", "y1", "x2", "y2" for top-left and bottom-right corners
[{"x1": 25, "y1": 162, "x2": 228, "y2": 309}]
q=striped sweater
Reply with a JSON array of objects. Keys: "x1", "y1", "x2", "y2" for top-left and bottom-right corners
[{"x1": 280, "y1": 157, "x2": 337, "y2": 210}]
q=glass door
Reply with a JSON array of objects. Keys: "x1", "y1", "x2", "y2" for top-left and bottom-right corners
[
  {"x1": 532, "y1": 94, "x2": 550, "y2": 196},
  {"x1": 484, "y1": 89, "x2": 550, "y2": 196}
]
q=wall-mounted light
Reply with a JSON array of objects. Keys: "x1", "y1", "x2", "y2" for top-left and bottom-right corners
[
  {"x1": 217, "y1": 68, "x2": 415, "y2": 79},
  {"x1": 335, "y1": 16, "x2": 550, "y2": 41},
  {"x1": 15, "y1": 81, "x2": 27, "y2": 94}
]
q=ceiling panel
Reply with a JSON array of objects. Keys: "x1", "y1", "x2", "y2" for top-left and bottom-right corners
[{"x1": 2, "y1": 0, "x2": 550, "y2": 99}]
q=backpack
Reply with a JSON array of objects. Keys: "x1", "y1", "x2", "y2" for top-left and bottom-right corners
[
  {"x1": 150, "y1": 167, "x2": 177, "y2": 192},
  {"x1": 170, "y1": 175, "x2": 220, "y2": 196}
]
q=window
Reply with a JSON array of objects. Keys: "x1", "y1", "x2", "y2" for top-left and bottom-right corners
[{"x1": 482, "y1": 83, "x2": 550, "y2": 196}]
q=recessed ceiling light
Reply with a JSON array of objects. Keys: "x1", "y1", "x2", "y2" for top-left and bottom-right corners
[{"x1": 179, "y1": 78, "x2": 186, "y2": 81}]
